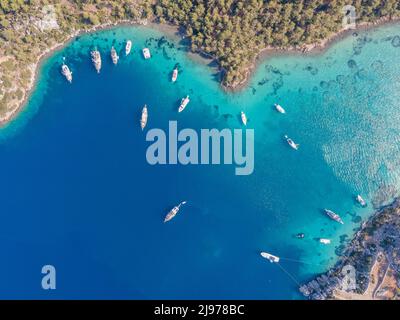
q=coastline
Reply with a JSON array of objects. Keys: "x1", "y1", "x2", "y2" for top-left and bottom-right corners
[
  {"x1": 300, "y1": 198, "x2": 400, "y2": 300},
  {"x1": 224, "y1": 15, "x2": 400, "y2": 92},
  {"x1": 0, "y1": 19, "x2": 148, "y2": 127},
  {"x1": 2, "y1": 16, "x2": 400, "y2": 127}
]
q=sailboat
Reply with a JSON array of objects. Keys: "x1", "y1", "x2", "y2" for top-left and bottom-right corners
[
  {"x1": 178, "y1": 95, "x2": 190, "y2": 112},
  {"x1": 111, "y1": 46, "x2": 119, "y2": 65},
  {"x1": 284, "y1": 135, "x2": 299, "y2": 150},
  {"x1": 241, "y1": 111, "x2": 247, "y2": 126},
  {"x1": 356, "y1": 194, "x2": 367, "y2": 207},
  {"x1": 90, "y1": 49, "x2": 101, "y2": 73},
  {"x1": 324, "y1": 209, "x2": 344, "y2": 224},
  {"x1": 164, "y1": 201, "x2": 187, "y2": 223},
  {"x1": 125, "y1": 40, "x2": 132, "y2": 56},
  {"x1": 140, "y1": 104, "x2": 148, "y2": 130},
  {"x1": 171, "y1": 68, "x2": 178, "y2": 82}
]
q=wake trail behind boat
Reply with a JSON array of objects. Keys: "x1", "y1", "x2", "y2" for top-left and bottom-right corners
[{"x1": 276, "y1": 263, "x2": 301, "y2": 287}]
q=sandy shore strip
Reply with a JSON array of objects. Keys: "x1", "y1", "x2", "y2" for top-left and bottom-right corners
[{"x1": 1, "y1": 16, "x2": 399, "y2": 127}]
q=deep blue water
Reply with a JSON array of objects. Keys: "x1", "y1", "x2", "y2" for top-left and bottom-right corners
[{"x1": 1, "y1": 24, "x2": 400, "y2": 299}]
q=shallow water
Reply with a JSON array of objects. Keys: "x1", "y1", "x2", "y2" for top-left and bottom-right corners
[{"x1": 1, "y1": 24, "x2": 400, "y2": 299}]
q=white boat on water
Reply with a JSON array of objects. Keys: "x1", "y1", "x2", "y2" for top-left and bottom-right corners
[
  {"x1": 260, "y1": 251, "x2": 280, "y2": 263},
  {"x1": 164, "y1": 201, "x2": 187, "y2": 223},
  {"x1": 241, "y1": 111, "x2": 247, "y2": 126},
  {"x1": 284, "y1": 135, "x2": 299, "y2": 150},
  {"x1": 61, "y1": 63, "x2": 72, "y2": 83},
  {"x1": 324, "y1": 209, "x2": 344, "y2": 224},
  {"x1": 142, "y1": 48, "x2": 151, "y2": 59},
  {"x1": 178, "y1": 95, "x2": 190, "y2": 112},
  {"x1": 356, "y1": 194, "x2": 367, "y2": 207},
  {"x1": 274, "y1": 103, "x2": 286, "y2": 114},
  {"x1": 91, "y1": 49, "x2": 102, "y2": 73},
  {"x1": 171, "y1": 68, "x2": 178, "y2": 82},
  {"x1": 125, "y1": 40, "x2": 132, "y2": 56},
  {"x1": 320, "y1": 238, "x2": 331, "y2": 245},
  {"x1": 140, "y1": 104, "x2": 148, "y2": 130},
  {"x1": 111, "y1": 46, "x2": 119, "y2": 65}
]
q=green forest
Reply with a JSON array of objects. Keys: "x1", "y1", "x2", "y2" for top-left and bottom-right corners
[{"x1": 1, "y1": 0, "x2": 400, "y2": 119}]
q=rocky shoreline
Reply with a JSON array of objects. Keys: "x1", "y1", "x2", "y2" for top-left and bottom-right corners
[
  {"x1": 223, "y1": 16, "x2": 400, "y2": 92},
  {"x1": 300, "y1": 198, "x2": 400, "y2": 300}
]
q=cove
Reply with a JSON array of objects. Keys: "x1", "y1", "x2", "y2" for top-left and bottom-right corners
[{"x1": 1, "y1": 23, "x2": 400, "y2": 299}]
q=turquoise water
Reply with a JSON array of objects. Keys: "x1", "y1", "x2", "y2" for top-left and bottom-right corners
[{"x1": 1, "y1": 24, "x2": 400, "y2": 299}]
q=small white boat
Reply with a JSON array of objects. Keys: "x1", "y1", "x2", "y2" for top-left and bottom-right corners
[
  {"x1": 274, "y1": 103, "x2": 286, "y2": 114},
  {"x1": 125, "y1": 40, "x2": 132, "y2": 56},
  {"x1": 356, "y1": 195, "x2": 367, "y2": 207},
  {"x1": 140, "y1": 104, "x2": 148, "y2": 130},
  {"x1": 111, "y1": 46, "x2": 119, "y2": 65},
  {"x1": 320, "y1": 238, "x2": 331, "y2": 245},
  {"x1": 164, "y1": 201, "x2": 187, "y2": 223},
  {"x1": 241, "y1": 111, "x2": 247, "y2": 126},
  {"x1": 171, "y1": 68, "x2": 178, "y2": 82},
  {"x1": 284, "y1": 135, "x2": 299, "y2": 150},
  {"x1": 178, "y1": 95, "x2": 190, "y2": 112},
  {"x1": 61, "y1": 63, "x2": 72, "y2": 83},
  {"x1": 260, "y1": 251, "x2": 280, "y2": 263},
  {"x1": 142, "y1": 48, "x2": 151, "y2": 59}
]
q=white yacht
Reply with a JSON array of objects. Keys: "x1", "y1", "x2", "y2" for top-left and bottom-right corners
[
  {"x1": 125, "y1": 40, "x2": 132, "y2": 56},
  {"x1": 284, "y1": 135, "x2": 299, "y2": 150},
  {"x1": 91, "y1": 49, "x2": 102, "y2": 73},
  {"x1": 164, "y1": 201, "x2": 187, "y2": 223},
  {"x1": 178, "y1": 95, "x2": 190, "y2": 112},
  {"x1": 171, "y1": 68, "x2": 178, "y2": 82},
  {"x1": 356, "y1": 195, "x2": 367, "y2": 207},
  {"x1": 142, "y1": 48, "x2": 151, "y2": 59},
  {"x1": 61, "y1": 63, "x2": 72, "y2": 83},
  {"x1": 274, "y1": 103, "x2": 286, "y2": 114},
  {"x1": 241, "y1": 111, "x2": 247, "y2": 126},
  {"x1": 111, "y1": 46, "x2": 119, "y2": 65},
  {"x1": 140, "y1": 104, "x2": 148, "y2": 130},
  {"x1": 260, "y1": 251, "x2": 280, "y2": 263}
]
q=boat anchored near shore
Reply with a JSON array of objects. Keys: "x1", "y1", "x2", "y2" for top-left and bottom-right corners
[
  {"x1": 260, "y1": 251, "x2": 280, "y2": 263},
  {"x1": 241, "y1": 111, "x2": 247, "y2": 126},
  {"x1": 125, "y1": 40, "x2": 132, "y2": 56},
  {"x1": 164, "y1": 201, "x2": 187, "y2": 223},
  {"x1": 111, "y1": 46, "x2": 119, "y2": 65},
  {"x1": 61, "y1": 62, "x2": 72, "y2": 83},
  {"x1": 324, "y1": 209, "x2": 344, "y2": 224},
  {"x1": 171, "y1": 68, "x2": 178, "y2": 82},
  {"x1": 356, "y1": 194, "x2": 367, "y2": 207},
  {"x1": 274, "y1": 103, "x2": 286, "y2": 114},
  {"x1": 178, "y1": 95, "x2": 190, "y2": 112},
  {"x1": 91, "y1": 49, "x2": 102, "y2": 73},
  {"x1": 319, "y1": 238, "x2": 331, "y2": 245},
  {"x1": 140, "y1": 104, "x2": 148, "y2": 130},
  {"x1": 142, "y1": 48, "x2": 151, "y2": 59}
]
